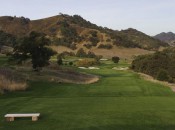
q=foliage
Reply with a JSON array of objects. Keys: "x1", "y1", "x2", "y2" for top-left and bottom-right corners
[
  {"x1": 12, "y1": 31, "x2": 57, "y2": 71},
  {"x1": 112, "y1": 56, "x2": 120, "y2": 63},
  {"x1": 95, "y1": 55, "x2": 103, "y2": 62},
  {"x1": 0, "y1": 30, "x2": 16, "y2": 47},
  {"x1": 88, "y1": 31, "x2": 99, "y2": 46},
  {"x1": 98, "y1": 43, "x2": 112, "y2": 49},
  {"x1": 156, "y1": 69, "x2": 171, "y2": 81},
  {"x1": 131, "y1": 47, "x2": 175, "y2": 82},
  {"x1": 83, "y1": 43, "x2": 93, "y2": 49},
  {"x1": 69, "y1": 61, "x2": 73, "y2": 66},
  {"x1": 52, "y1": 38, "x2": 76, "y2": 49},
  {"x1": 20, "y1": 16, "x2": 30, "y2": 25},
  {"x1": 59, "y1": 51, "x2": 75, "y2": 58},
  {"x1": 86, "y1": 51, "x2": 96, "y2": 58},
  {"x1": 76, "y1": 48, "x2": 87, "y2": 57},
  {"x1": 53, "y1": 20, "x2": 82, "y2": 49},
  {"x1": 76, "y1": 59, "x2": 99, "y2": 67},
  {"x1": 57, "y1": 56, "x2": 63, "y2": 65},
  {"x1": 118, "y1": 28, "x2": 168, "y2": 50}
]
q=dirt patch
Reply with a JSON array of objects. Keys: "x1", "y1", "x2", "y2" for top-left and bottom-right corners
[{"x1": 139, "y1": 73, "x2": 175, "y2": 92}]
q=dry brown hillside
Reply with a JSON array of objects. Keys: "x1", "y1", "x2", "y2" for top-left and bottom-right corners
[{"x1": 0, "y1": 14, "x2": 169, "y2": 58}]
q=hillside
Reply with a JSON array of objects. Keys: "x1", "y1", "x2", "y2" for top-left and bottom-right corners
[
  {"x1": 0, "y1": 14, "x2": 169, "y2": 58},
  {"x1": 154, "y1": 32, "x2": 175, "y2": 46}
]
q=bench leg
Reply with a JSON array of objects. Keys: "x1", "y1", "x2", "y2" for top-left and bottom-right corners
[
  {"x1": 6, "y1": 117, "x2": 14, "y2": 121},
  {"x1": 32, "y1": 116, "x2": 38, "y2": 121}
]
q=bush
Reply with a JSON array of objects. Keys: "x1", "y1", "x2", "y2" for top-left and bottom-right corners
[
  {"x1": 57, "y1": 56, "x2": 63, "y2": 65},
  {"x1": 70, "y1": 43, "x2": 77, "y2": 50},
  {"x1": 156, "y1": 69, "x2": 171, "y2": 82},
  {"x1": 131, "y1": 48, "x2": 175, "y2": 82},
  {"x1": 76, "y1": 59, "x2": 99, "y2": 67},
  {"x1": 87, "y1": 51, "x2": 96, "y2": 58},
  {"x1": 98, "y1": 44, "x2": 112, "y2": 49},
  {"x1": 89, "y1": 37, "x2": 99, "y2": 46},
  {"x1": 59, "y1": 51, "x2": 75, "y2": 57},
  {"x1": 95, "y1": 55, "x2": 103, "y2": 63},
  {"x1": 112, "y1": 56, "x2": 120, "y2": 63},
  {"x1": 69, "y1": 62, "x2": 73, "y2": 66},
  {"x1": 76, "y1": 48, "x2": 87, "y2": 57},
  {"x1": 84, "y1": 43, "x2": 93, "y2": 49}
]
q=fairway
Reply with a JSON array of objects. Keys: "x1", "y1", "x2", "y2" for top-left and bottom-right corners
[{"x1": 1, "y1": 59, "x2": 175, "y2": 130}]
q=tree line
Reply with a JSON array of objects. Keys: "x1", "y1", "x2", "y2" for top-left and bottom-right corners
[{"x1": 131, "y1": 48, "x2": 175, "y2": 82}]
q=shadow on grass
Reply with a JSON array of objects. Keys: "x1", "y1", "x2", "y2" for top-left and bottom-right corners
[{"x1": 76, "y1": 124, "x2": 175, "y2": 130}]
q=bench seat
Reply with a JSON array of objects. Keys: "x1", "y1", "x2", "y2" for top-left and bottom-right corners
[{"x1": 5, "y1": 113, "x2": 40, "y2": 121}]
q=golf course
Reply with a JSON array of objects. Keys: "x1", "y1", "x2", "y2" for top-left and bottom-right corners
[{"x1": 1, "y1": 55, "x2": 175, "y2": 130}]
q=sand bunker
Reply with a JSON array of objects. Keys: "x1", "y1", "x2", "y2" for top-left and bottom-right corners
[
  {"x1": 78, "y1": 67, "x2": 100, "y2": 70},
  {"x1": 112, "y1": 67, "x2": 129, "y2": 70},
  {"x1": 100, "y1": 59, "x2": 108, "y2": 61}
]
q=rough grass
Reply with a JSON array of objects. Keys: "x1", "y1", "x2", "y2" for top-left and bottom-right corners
[{"x1": 0, "y1": 68, "x2": 27, "y2": 93}]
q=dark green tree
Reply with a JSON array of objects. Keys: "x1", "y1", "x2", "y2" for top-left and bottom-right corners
[
  {"x1": 156, "y1": 69, "x2": 170, "y2": 81},
  {"x1": 76, "y1": 48, "x2": 87, "y2": 57},
  {"x1": 57, "y1": 55, "x2": 63, "y2": 65},
  {"x1": 12, "y1": 31, "x2": 56, "y2": 71},
  {"x1": 112, "y1": 56, "x2": 120, "y2": 63}
]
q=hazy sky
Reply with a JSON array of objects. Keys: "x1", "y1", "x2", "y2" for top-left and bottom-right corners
[{"x1": 0, "y1": 0, "x2": 175, "y2": 35}]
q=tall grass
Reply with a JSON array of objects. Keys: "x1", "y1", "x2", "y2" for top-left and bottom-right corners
[{"x1": 0, "y1": 68, "x2": 27, "y2": 94}]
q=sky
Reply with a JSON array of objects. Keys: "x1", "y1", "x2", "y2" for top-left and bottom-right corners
[{"x1": 0, "y1": 0, "x2": 175, "y2": 36}]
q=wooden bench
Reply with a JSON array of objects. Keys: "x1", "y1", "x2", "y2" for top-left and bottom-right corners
[{"x1": 4, "y1": 113, "x2": 40, "y2": 121}]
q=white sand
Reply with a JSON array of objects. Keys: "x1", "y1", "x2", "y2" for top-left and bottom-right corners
[{"x1": 112, "y1": 67, "x2": 129, "y2": 70}]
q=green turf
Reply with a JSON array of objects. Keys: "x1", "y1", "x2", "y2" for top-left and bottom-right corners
[{"x1": 1, "y1": 56, "x2": 175, "y2": 130}]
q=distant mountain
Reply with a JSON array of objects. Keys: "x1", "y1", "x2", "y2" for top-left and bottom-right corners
[
  {"x1": 0, "y1": 14, "x2": 168, "y2": 53},
  {"x1": 154, "y1": 32, "x2": 175, "y2": 46},
  {"x1": 118, "y1": 28, "x2": 168, "y2": 50}
]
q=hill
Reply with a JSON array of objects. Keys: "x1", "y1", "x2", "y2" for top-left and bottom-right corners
[
  {"x1": 154, "y1": 32, "x2": 175, "y2": 46},
  {"x1": 0, "y1": 14, "x2": 169, "y2": 58}
]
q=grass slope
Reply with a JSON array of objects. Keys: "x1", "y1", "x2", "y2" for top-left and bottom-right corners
[{"x1": 1, "y1": 57, "x2": 175, "y2": 130}]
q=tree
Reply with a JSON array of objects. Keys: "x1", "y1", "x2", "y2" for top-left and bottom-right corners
[
  {"x1": 112, "y1": 56, "x2": 120, "y2": 63},
  {"x1": 76, "y1": 48, "x2": 87, "y2": 57},
  {"x1": 12, "y1": 31, "x2": 57, "y2": 71},
  {"x1": 156, "y1": 69, "x2": 170, "y2": 81},
  {"x1": 57, "y1": 55, "x2": 63, "y2": 65}
]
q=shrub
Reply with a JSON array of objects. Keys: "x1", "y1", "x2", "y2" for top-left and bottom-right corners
[
  {"x1": 106, "y1": 39, "x2": 111, "y2": 42},
  {"x1": 156, "y1": 69, "x2": 171, "y2": 82},
  {"x1": 76, "y1": 48, "x2": 87, "y2": 57},
  {"x1": 69, "y1": 62, "x2": 73, "y2": 66},
  {"x1": 84, "y1": 43, "x2": 93, "y2": 49},
  {"x1": 89, "y1": 37, "x2": 99, "y2": 46},
  {"x1": 59, "y1": 51, "x2": 75, "y2": 57},
  {"x1": 112, "y1": 56, "x2": 120, "y2": 63},
  {"x1": 57, "y1": 56, "x2": 63, "y2": 65},
  {"x1": 70, "y1": 43, "x2": 77, "y2": 50},
  {"x1": 98, "y1": 44, "x2": 112, "y2": 49},
  {"x1": 131, "y1": 48, "x2": 175, "y2": 82},
  {"x1": 87, "y1": 51, "x2": 96, "y2": 58},
  {"x1": 76, "y1": 59, "x2": 99, "y2": 67},
  {"x1": 95, "y1": 55, "x2": 103, "y2": 62}
]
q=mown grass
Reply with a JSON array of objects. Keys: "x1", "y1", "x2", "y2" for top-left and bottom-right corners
[{"x1": 1, "y1": 56, "x2": 175, "y2": 130}]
